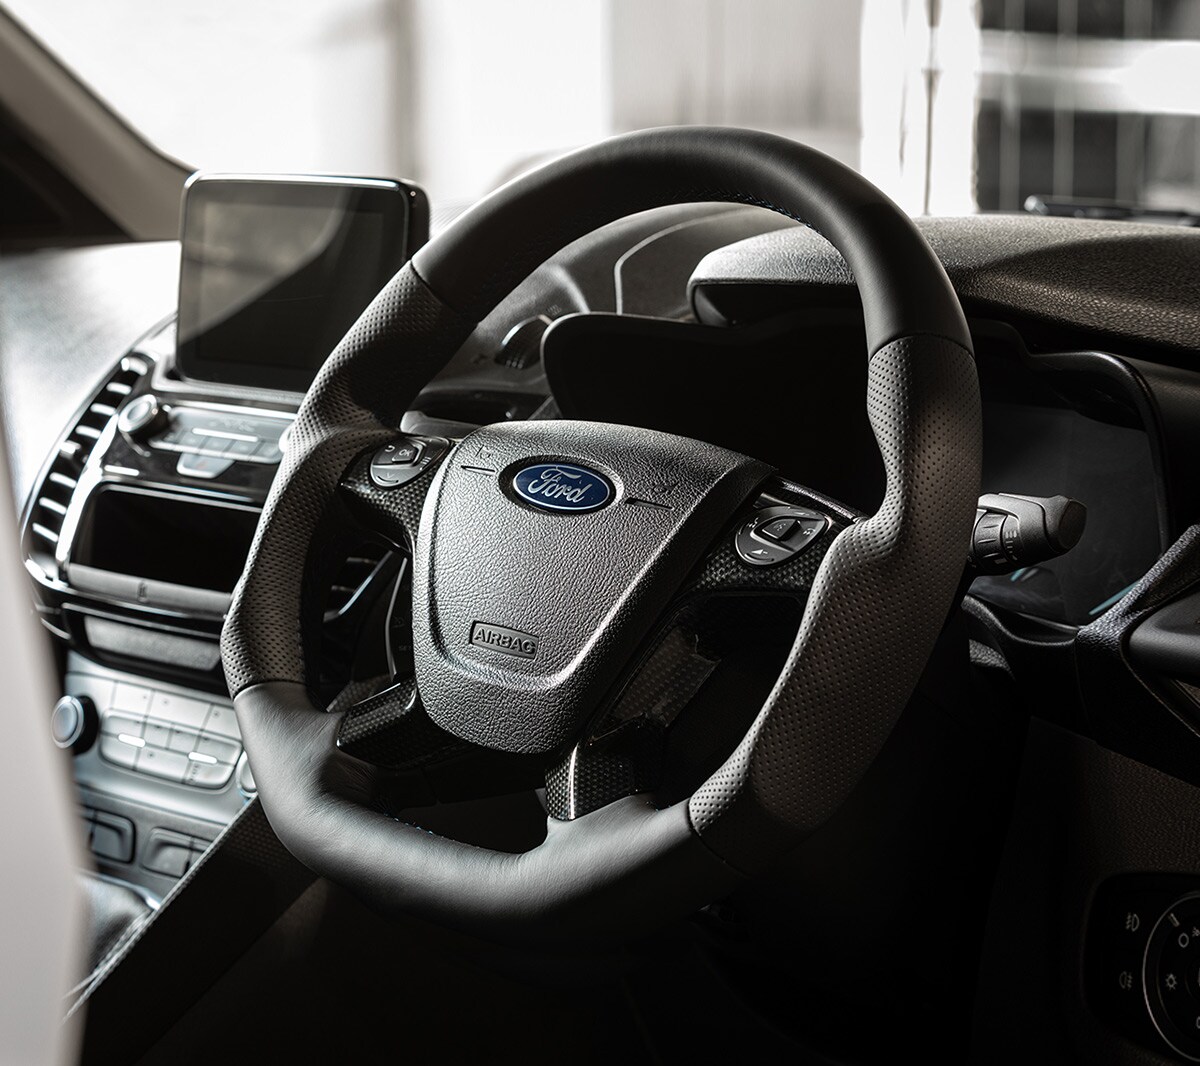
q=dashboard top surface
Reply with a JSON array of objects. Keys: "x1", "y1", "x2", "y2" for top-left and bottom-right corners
[{"x1": 691, "y1": 214, "x2": 1200, "y2": 356}]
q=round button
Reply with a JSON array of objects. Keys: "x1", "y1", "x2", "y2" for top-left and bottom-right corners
[
  {"x1": 117, "y1": 393, "x2": 165, "y2": 438},
  {"x1": 50, "y1": 695, "x2": 96, "y2": 753}
]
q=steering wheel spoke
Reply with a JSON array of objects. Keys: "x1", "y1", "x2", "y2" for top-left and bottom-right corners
[
  {"x1": 338, "y1": 433, "x2": 453, "y2": 549},
  {"x1": 544, "y1": 476, "x2": 857, "y2": 820},
  {"x1": 335, "y1": 675, "x2": 546, "y2": 810}
]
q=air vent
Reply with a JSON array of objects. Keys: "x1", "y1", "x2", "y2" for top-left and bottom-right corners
[
  {"x1": 28, "y1": 357, "x2": 148, "y2": 553},
  {"x1": 324, "y1": 542, "x2": 391, "y2": 619}
]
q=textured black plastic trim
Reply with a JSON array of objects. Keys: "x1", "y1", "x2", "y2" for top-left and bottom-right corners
[{"x1": 689, "y1": 214, "x2": 1200, "y2": 356}]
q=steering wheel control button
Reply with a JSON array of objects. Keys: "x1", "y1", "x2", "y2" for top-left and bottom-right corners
[
  {"x1": 377, "y1": 440, "x2": 422, "y2": 465},
  {"x1": 759, "y1": 516, "x2": 799, "y2": 542},
  {"x1": 511, "y1": 462, "x2": 614, "y2": 512},
  {"x1": 369, "y1": 436, "x2": 448, "y2": 488},
  {"x1": 735, "y1": 505, "x2": 830, "y2": 567}
]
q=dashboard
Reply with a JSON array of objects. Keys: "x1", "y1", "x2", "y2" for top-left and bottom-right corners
[
  {"x1": 6, "y1": 193, "x2": 1200, "y2": 1062},
  {"x1": 544, "y1": 308, "x2": 1166, "y2": 626}
]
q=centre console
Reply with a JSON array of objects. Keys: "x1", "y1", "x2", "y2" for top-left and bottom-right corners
[
  {"x1": 17, "y1": 322, "x2": 336, "y2": 897},
  {"x1": 21, "y1": 173, "x2": 430, "y2": 901}
]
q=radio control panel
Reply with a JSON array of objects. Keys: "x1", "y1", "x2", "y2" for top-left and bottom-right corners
[{"x1": 123, "y1": 396, "x2": 290, "y2": 480}]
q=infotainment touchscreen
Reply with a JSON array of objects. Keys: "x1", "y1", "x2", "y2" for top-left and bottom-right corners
[{"x1": 175, "y1": 174, "x2": 425, "y2": 392}]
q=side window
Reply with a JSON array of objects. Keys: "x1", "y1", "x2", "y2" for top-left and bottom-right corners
[{"x1": 0, "y1": 106, "x2": 125, "y2": 249}]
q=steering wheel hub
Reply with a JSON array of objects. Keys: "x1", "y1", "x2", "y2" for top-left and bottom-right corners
[{"x1": 413, "y1": 420, "x2": 770, "y2": 754}]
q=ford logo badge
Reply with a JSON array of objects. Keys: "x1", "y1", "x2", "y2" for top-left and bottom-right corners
[{"x1": 511, "y1": 462, "x2": 613, "y2": 513}]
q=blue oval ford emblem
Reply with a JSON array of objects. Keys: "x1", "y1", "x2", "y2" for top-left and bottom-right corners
[{"x1": 512, "y1": 462, "x2": 613, "y2": 513}]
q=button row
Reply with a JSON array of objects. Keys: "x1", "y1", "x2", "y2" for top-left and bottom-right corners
[
  {"x1": 144, "y1": 405, "x2": 290, "y2": 469},
  {"x1": 99, "y1": 715, "x2": 239, "y2": 788},
  {"x1": 153, "y1": 430, "x2": 283, "y2": 464},
  {"x1": 69, "y1": 672, "x2": 241, "y2": 790},
  {"x1": 102, "y1": 711, "x2": 239, "y2": 760},
  {"x1": 103, "y1": 680, "x2": 240, "y2": 739}
]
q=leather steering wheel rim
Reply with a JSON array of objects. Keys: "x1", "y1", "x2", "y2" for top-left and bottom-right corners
[{"x1": 221, "y1": 126, "x2": 982, "y2": 941}]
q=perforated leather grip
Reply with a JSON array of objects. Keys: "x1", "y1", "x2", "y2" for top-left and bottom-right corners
[
  {"x1": 416, "y1": 126, "x2": 970, "y2": 354},
  {"x1": 690, "y1": 334, "x2": 981, "y2": 872}
]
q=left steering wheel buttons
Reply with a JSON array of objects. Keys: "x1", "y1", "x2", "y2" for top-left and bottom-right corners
[{"x1": 369, "y1": 436, "x2": 448, "y2": 489}]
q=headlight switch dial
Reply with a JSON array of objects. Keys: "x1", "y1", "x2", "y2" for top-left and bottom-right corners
[{"x1": 1146, "y1": 893, "x2": 1200, "y2": 1061}]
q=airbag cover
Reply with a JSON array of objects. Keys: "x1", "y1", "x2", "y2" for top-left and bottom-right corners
[{"x1": 411, "y1": 420, "x2": 769, "y2": 754}]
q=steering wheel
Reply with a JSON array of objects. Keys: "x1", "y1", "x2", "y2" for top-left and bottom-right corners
[{"x1": 221, "y1": 127, "x2": 981, "y2": 941}]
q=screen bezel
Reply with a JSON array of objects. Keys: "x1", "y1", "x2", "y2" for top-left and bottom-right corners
[{"x1": 175, "y1": 174, "x2": 420, "y2": 393}]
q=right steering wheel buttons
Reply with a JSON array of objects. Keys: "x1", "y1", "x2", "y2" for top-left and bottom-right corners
[
  {"x1": 734, "y1": 504, "x2": 829, "y2": 567},
  {"x1": 379, "y1": 440, "x2": 422, "y2": 465}
]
